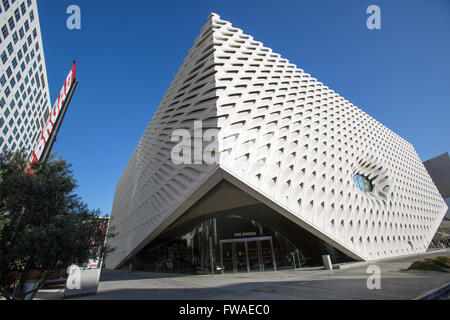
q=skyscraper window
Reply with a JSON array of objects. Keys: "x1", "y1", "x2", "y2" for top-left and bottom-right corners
[
  {"x1": 2, "y1": 24, "x2": 9, "y2": 38},
  {"x1": 2, "y1": 0, "x2": 10, "y2": 12}
]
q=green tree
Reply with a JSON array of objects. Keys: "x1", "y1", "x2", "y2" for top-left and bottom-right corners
[{"x1": 0, "y1": 151, "x2": 115, "y2": 300}]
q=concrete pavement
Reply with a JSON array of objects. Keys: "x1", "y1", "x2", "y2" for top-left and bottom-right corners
[{"x1": 34, "y1": 249, "x2": 450, "y2": 300}]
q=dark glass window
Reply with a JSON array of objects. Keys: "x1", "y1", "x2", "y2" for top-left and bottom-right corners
[
  {"x1": 12, "y1": 32, "x2": 18, "y2": 44},
  {"x1": 1, "y1": 25, "x2": 9, "y2": 39},
  {"x1": 34, "y1": 72, "x2": 40, "y2": 88},
  {"x1": 2, "y1": 0, "x2": 10, "y2": 11},
  {"x1": 7, "y1": 43, "x2": 13, "y2": 55},
  {"x1": 8, "y1": 16, "x2": 15, "y2": 30},
  {"x1": 14, "y1": 8, "x2": 20, "y2": 21}
]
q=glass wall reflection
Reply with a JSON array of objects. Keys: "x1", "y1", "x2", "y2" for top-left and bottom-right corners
[{"x1": 133, "y1": 204, "x2": 353, "y2": 274}]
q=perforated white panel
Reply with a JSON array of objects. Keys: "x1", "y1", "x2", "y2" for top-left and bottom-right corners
[{"x1": 106, "y1": 13, "x2": 447, "y2": 269}]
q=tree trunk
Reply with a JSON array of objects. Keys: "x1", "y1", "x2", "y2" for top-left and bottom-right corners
[{"x1": 14, "y1": 270, "x2": 30, "y2": 300}]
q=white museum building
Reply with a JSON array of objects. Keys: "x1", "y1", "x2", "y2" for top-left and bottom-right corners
[{"x1": 106, "y1": 14, "x2": 447, "y2": 274}]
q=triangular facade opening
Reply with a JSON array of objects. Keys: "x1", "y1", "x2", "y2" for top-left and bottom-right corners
[{"x1": 129, "y1": 180, "x2": 354, "y2": 274}]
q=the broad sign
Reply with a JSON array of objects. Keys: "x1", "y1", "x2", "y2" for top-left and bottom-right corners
[{"x1": 31, "y1": 63, "x2": 76, "y2": 163}]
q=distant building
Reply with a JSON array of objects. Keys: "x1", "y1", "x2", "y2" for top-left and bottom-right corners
[
  {"x1": 106, "y1": 13, "x2": 448, "y2": 273},
  {"x1": 423, "y1": 152, "x2": 450, "y2": 248},
  {"x1": 0, "y1": 0, "x2": 51, "y2": 157},
  {"x1": 423, "y1": 152, "x2": 450, "y2": 220}
]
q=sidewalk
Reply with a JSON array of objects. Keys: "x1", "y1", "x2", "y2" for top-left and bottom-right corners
[{"x1": 34, "y1": 249, "x2": 450, "y2": 300}]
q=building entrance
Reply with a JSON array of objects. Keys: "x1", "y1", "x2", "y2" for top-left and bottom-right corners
[
  {"x1": 219, "y1": 236, "x2": 277, "y2": 273},
  {"x1": 132, "y1": 202, "x2": 355, "y2": 274}
]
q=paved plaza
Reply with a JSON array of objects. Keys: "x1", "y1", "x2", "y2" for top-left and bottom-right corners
[{"x1": 34, "y1": 249, "x2": 450, "y2": 300}]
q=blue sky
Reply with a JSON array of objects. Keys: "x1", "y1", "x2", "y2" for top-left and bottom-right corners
[{"x1": 36, "y1": 0, "x2": 450, "y2": 216}]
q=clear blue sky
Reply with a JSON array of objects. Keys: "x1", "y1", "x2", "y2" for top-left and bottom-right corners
[{"x1": 36, "y1": 0, "x2": 450, "y2": 216}]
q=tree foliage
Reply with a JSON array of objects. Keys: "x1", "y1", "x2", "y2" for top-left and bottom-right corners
[{"x1": 0, "y1": 151, "x2": 114, "y2": 300}]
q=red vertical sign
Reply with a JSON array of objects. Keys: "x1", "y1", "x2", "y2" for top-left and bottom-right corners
[{"x1": 31, "y1": 62, "x2": 76, "y2": 163}]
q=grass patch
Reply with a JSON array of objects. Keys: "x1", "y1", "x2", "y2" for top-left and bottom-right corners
[{"x1": 407, "y1": 256, "x2": 450, "y2": 272}]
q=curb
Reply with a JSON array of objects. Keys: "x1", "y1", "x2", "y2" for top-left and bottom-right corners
[
  {"x1": 336, "y1": 249, "x2": 450, "y2": 271},
  {"x1": 414, "y1": 282, "x2": 450, "y2": 300},
  {"x1": 336, "y1": 261, "x2": 370, "y2": 270}
]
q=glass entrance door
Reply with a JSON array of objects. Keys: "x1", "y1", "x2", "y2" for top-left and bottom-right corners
[
  {"x1": 261, "y1": 238, "x2": 276, "y2": 271},
  {"x1": 247, "y1": 241, "x2": 261, "y2": 272},
  {"x1": 220, "y1": 236, "x2": 276, "y2": 274},
  {"x1": 235, "y1": 242, "x2": 247, "y2": 273},
  {"x1": 221, "y1": 242, "x2": 233, "y2": 274}
]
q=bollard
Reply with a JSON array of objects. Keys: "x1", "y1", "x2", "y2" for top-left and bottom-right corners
[{"x1": 322, "y1": 254, "x2": 333, "y2": 270}]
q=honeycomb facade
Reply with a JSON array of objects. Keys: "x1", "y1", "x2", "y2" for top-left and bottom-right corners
[{"x1": 106, "y1": 13, "x2": 448, "y2": 270}]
